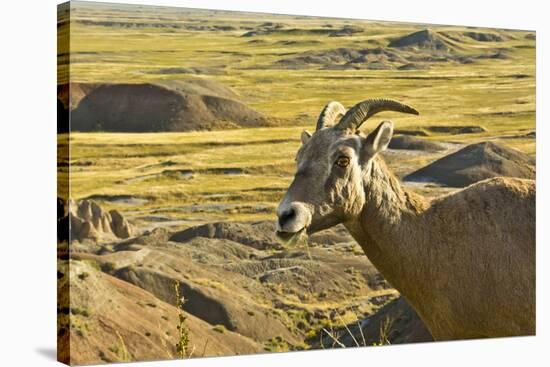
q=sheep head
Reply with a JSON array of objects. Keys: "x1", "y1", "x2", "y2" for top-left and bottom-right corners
[{"x1": 276, "y1": 99, "x2": 419, "y2": 242}]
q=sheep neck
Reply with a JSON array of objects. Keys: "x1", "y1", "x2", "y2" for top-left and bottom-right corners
[{"x1": 344, "y1": 156, "x2": 431, "y2": 302}]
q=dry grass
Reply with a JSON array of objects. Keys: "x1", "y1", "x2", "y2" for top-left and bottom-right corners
[
  {"x1": 174, "y1": 280, "x2": 191, "y2": 358},
  {"x1": 62, "y1": 2, "x2": 535, "y2": 226}
]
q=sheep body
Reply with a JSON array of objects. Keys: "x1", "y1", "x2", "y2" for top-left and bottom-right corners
[{"x1": 347, "y1": 157, "x2": 535, "y2": 339}]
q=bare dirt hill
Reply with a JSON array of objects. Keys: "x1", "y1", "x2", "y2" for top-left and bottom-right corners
[
  {"x1": 68, "y1": 220, "x2": 421, "y2": 353},
  {"x1": 274, "y1": 47, "x2": 408, "y2": 70},
  {"x1": 63, "y1": 198, "x2": 432, "y2": 357},
  {"x1": 463, "y1": 31, "x2": 509, "y2": 42},
  {"x1": 388, "y1": 135, "x2": 446, "y2": 152},
  {"x1": 57, "y1": 82, "x2": 100, "y2": 110},
  {"x1": 70, "y1": 82, "x2": 271, "y2": 132},
  {"x1": 388, "y1": 29, "x2": 453, "y2": 51},
  {"x1": 58, "y1": 260, "x2": 261, "y2": 364},
  {"x1": 155, "y1": 79, "x2": 238, "y2": 100},
  {"x1": 170, "y1": 221, "x2": 282, "y2": 250},
  {"x1": 404, "y1": 141, "x2": 535, "y2": 187}
]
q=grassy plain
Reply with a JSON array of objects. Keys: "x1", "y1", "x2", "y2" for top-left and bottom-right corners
[{"x1": 63, "y1": 1, "x2": 535, "y2": 226}]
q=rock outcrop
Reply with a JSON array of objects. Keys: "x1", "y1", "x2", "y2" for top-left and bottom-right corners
[{"x1": 69, "y1": 199, "x2": 135, "y2": 241}]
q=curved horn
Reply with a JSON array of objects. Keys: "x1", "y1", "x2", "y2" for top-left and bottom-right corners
[
  {"x1": 316, "y1": 101, "x2": 347, "y2": 131},
  {"x1": 335, "y1": 99, "x2": 419, "y2": 131}
]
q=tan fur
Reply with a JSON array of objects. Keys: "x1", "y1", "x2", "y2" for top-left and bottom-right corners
[
  {"x1": 346, "y1": 156, "x2": 535, "y2": 340},
  {"x1": 278, "y1": 124, "x2": 535, "y2": 340}
]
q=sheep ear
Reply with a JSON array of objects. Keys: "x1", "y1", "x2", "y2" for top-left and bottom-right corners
[
  {"x1": 364, "y1": 121, "x2": 393, "y2": 155},
  {"x1": 301, "y1": 130, "x2": 312, "y2": 144}
]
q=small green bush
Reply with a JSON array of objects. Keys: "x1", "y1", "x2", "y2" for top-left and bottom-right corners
[
  {"x1": 212, "y1": 324, "x2": 227, "y2": 334},
  {"x1": 71, "y1": 307, "x2": 90, "y2": 317},
  {"x1": 101, "y1": 262, "x2": 116, "y2": 273}
]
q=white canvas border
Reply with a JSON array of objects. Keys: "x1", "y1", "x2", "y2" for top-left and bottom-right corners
[{"x1": 0, "y1": 0, "x2": 546, "y2": 365}]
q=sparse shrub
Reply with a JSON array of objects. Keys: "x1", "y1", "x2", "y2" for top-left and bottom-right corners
[
  {"x1": 144, "y1": 331, "x2": 151, "y2": 337},
  {"x1": 98, "y1": 350, "x2": 107, "y2": 362},
  {"x1": 212, "y1": 324, "x2": 227, "y2": 333},
  {"x1": 174, "y1": 280, "x2": 191, "y2": 358},
  {"x1": 108, "y1": 346, "x2": 119, "y2": 354},
  {"x1": 71, "y1": 307, "x2": 90, "y2": 317},
  {"x1": 373, "y1": 315, "x2": 395, "y2": 346},
  {"x1": 70, "y1": 316, "x2": 86, "y2": 337},
  {"x1": 101, "y1": 262, "x2": 116, "y2": 273},
  {"x1": 114, "y1": 331, "x2": 131, "y2": 362},
  {"x1": 344, "y1": 267, "x2": 358, "y2": 275},
  {"x1": 320, "y1": 311, "x2": 395, "y2": 348},
  {"x1": 296, "y1": 320, "x2": 307, "y2": 330},
  {"x1": 305, "y1": 329, "x2": 317, "y2": 339},
  {"x1": 83, "y1": 259, "x2": 101, "y2": 271},
  {"x1": 78, "y1": 272, "x2": 90, "y2": 281},
  {"x1": 264, "y1": 336, "x2": 289, "y2": 352}
]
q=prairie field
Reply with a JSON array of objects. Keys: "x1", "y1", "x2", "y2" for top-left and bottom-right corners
[
  {"x1": 57, "y1": 1, "x2": 535, "y2": 364},
  {"x1": 61, "y1": 2, "x2": 535, "y2": 226}
]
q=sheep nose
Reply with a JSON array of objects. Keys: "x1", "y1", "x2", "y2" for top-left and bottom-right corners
[{"x1": 278, "y1": 208, "x2": 296, "y2": 229}]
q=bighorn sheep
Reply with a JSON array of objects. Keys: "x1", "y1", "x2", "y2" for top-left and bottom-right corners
[{"x1": 276, "y1": 99, "x2": 535, "y2": 340}]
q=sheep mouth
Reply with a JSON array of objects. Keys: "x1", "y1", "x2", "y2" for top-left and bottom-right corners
[{"x1": 275, "y1": 227, "x2": 307, "y2": 246}]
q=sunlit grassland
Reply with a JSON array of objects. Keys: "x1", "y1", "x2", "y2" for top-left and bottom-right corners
[
  {"x1": 69, "y1": 128, "x2": 303, "y2": 224},
  {"x1": 63, "y1": 2, "x2": 535, "y2": 226},
  {"x1": 67, "y1": 5, "x2": 535, "y2": 126}
]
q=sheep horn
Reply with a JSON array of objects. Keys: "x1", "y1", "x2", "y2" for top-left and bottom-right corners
[
  {"x1": 316, "y1": 101, "x2": 347, "y2": 131},
  {"x1": 335, "y1": 98, "x2": 419, "y2": 131}
]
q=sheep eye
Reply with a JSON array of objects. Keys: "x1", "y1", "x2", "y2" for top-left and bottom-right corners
[{"x1": 335, "y1": 156, "x2": 350, "y2": 168}]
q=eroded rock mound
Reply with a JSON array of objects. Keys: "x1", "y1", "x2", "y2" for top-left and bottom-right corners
[
  {"x1": 241, "y1": 24, "x2": 362, "y2": 38},
  {"x1": 170, "y1": 221, "x2": 281, "y2": 250},
  {"x1": 57, "y1": 82, "x2": 99, "y2": 110},
  {"x1": 388, "y1": 29, "x2": 451, "y2": 51},
  {"x1": 70, "y1": 223, "x2": 387, "y2": 347},
  {"x1": 70, "y1": 199, "x2": 135, "y2": 242},
  {"x1": 389, "y1": 135, "x2": 446, "y2": 152},
  {"x1": 70, "y1": 82, "x2": 269, "y2": 132},
  {"x1": 464, "y1": 31, "x2": 507, "y2": 42},
  {"x1": 276, "y1": 47, "x2": 407, "y2": 70},
  {"x1": 405, "y1": 141, "x2": 535, "y2": 187}
]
